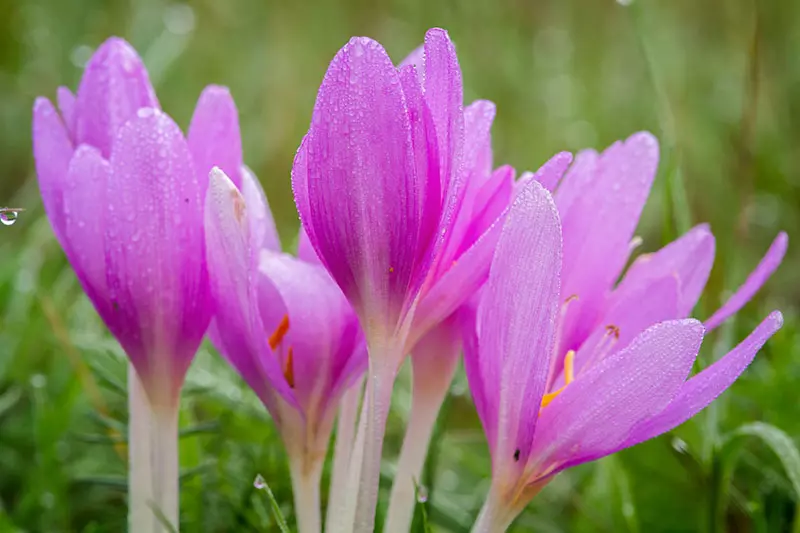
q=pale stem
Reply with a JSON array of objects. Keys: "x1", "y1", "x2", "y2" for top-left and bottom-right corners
[
  {"x1": 325, "y1": 377, "x2": 364, "y2": 533},
  {"x1": 128, "y1": 363, "x2": 180, "y2": 533},
  {"x1": 289, "y1": 454, "x2": 324, "y2": 533},
  {"x1": 470, "y1": 492, "x2": 519, "y2": 533},
  {"x1": 333, "y1": 339, "x2": 402, "y2": 533},
  {"x1": 384, "y1": 355, "x2": 457, "y2": 533}
]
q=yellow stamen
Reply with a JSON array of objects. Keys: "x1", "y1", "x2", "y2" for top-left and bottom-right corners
[
  {"x1": 283, "y1": 347, "x2": 295, "y2": 388},
  {"x1": 540, "y1": 350, "x2": 577, "y2": 409},
  {"x1": 564, "y1": 350, "x2": 575, "y2": 385},
  {"x1": 268, "y1": 314, "x2": 290, "y2": 350}
]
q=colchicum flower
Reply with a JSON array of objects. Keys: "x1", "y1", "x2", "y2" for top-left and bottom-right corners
[
  {"x1": 464, "y1": 134, "x2": 786, "y2": 532},
  {"x1": 205, "y1": 168, "x2": 366, "y2": 533},
  {"x1": 292, "y1": 28, "x2": 563, "y2": 531},
  {"x1": 32, "y1": 37, "x2": 242, "y2": 531}
]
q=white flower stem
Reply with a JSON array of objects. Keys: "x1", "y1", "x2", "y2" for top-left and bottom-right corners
[
  {"x1": 471, "y1": 491, "x2": 520, "y2": 533},
  {"x1": 289, "y1": 454, "x2": 324, "y2": 533},
  {"x1": 333, "y1": 339, "x2": 401, "y2": 533},
  {"x1": 325, "y1": 377, "x2": 364, "y2": 533},
  {"x1": 384, "y1": 344, "x2": 458, "y2": 533},
  {"x1": 128, "y1": 363, "x2": 180, "y2": 532}
]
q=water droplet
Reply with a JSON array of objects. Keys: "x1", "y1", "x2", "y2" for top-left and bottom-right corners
[
  {"x1": 137, "y1": 108, "x2": 156, "y2": 119},
  {"x1": 415, "y1": 484, "x2": 428, "y2": 503},
  {"x1": 253, "y1": 474, "x2": 267, "y2": 490},
  {"x1": 0, "y1": 210, "x2": 19, "y2": 226},
  {"x1": 671, "y1": 437, "x2": 688, "y2": 454}
]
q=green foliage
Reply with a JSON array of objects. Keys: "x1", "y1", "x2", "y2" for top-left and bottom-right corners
[{"x1": 1, "y1": 0, "x2": 798, "y2": 531}]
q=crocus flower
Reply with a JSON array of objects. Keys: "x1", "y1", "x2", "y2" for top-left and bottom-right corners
[
  {"x1": 293, "y1": 28, "x2": 571, "y2": 531},
  {"x1": 32, "y1": 37, "x2": 243, "y2": 531},
  {"x1": 464, "y1": 135, "x2": 786, "y2": 532},
  {"x1": 205, "y1": 168, "x2": 366, "y2": 533}
]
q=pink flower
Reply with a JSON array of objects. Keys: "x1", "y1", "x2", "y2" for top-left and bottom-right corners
[
  {"x1": 32, "y1": 37, "x2": 242, "y2": 406},
  {"x1": 465, "y1": 135, "x2": 786, "y2": 531},
  {"x1": 204, "y1": 168, "x2": 366, "y2": 530}
]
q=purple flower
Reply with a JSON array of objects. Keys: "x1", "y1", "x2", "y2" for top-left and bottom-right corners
[
  {"x1": 204, "y1": 168, "x2": 366, "y2": 526},
  {"x1": 32, "y1": 37, "x2": 242, "y2": 406},
  {"x1": 465, "y1": 135, "x2": 786, "y2": 530}
]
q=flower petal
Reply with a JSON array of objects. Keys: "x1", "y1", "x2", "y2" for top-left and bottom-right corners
[
  {"x1": 57, "y1": 86, "x2": 76, "y2": 139},
  {"x1": 558, "y1": 133, "x2": 660, "y2": 350},
  {"x1": 554, "y1": 148, "x2": 599, "y2": 220},
  {"x1": 620, "y1": 224, "x2": 715, "y2": 317},
  {"x1": 62, "y1": 146, "x2": 112, "y2": 317},
  {"x1": 478, "y1": 179, "x2": 562, "y2": 467},
  {"x1": 304, "y1": 36, "x2": 421, "y2": 332},
  {"x1": 705, "y1": 233, "x2": 788, "y2": 330},
  {"x1": 74, "y1": 37, "x2": 159, "y2": 157},
  {"x1": 532, "y1": 319, "x2": 704, "y2": 477},
  {"x1": 105, "y1": 108, "x2": 208, "y2": 390},
  {"x1": 624, "y1": 311, "x2": 783, "y2": 447},
  {"x1": 205, "y1": 168, "x2": 298, "y2": 412},
  {"x1": 33, "y1": 97, "x2": 74, "y2": 248},
  {"x1": 461, "y1": 303, "x2": 495, "y2": 450},
  {"x1": 241, "y1": 165, "x2": 280, "y2": 253},
  {"x1": 188, "y1": 85, "x2": 243, "y2": 191},
  {"x1": 518, "y1": 151, "x2": 574, "y2": 193}
]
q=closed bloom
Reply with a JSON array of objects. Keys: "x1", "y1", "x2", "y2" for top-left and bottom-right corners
[
  {"x1": 465, "y1": 135, "x2": 786, "y2": 532},
  {"x1": 205, "y1": 168, "x2": 366, "y2": 533},
  {"x1": 32, "y1": 37, "x2": 242, "y2": 406}
]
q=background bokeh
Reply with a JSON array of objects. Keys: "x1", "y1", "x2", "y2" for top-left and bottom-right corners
[{"x1": 1, "y1": 0, "x2": 799, "y2": 531}]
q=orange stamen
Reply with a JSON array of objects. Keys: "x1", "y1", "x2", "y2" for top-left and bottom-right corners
[
  {"x1": 540, "y1": 351, "x2": 576, "y2": 410},
  {"x1": 283, "y1": 347, "x2": 295, "y2": 388},
  {"x1": 269, "y1": 314, "x2": 290, "y2": 350}
]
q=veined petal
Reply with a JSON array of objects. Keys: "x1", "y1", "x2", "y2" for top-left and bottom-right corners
[
  {"x1": 297, "y1": 226, "x2": 321, "y2": 265},
  {"x1": 205, "y1": 169, "x2": 298, "y2": 413},
  {"x1": 241, "y1": 165, "x2": 280, "y2": 253},
  {"x1": 304, "y1": 36, "x2": 421, "y2": 334},
  {"x1": 258, "y1": 250, "x2": 362, "y2": 410},
  {"x1": 74, "y1": 37, "x2": 159, "y2": 157},
  {"x1": 705, "y1": 233, "x2": 788, "y2": 330},
  {"x1": 105, "y1": 108, "x2": 208, "y2": 394},
  {"x1": 188, "y1": 85, "x2": 243, "y2": 191},
  {"x1": 478, "y1": 179, "x2": 562, "y2": 468},
  {"x1": 57, "y1": 86, "x2": 76, "y2": 139},
  {"x1": 532, "y1": 319, "x2": 704, "y2": 477},
  {"x1": 624, "y1": 311, "x2": 783, "y2": 447},
  {"x1": 460, "y1": 165, "x2": 514, "y2": 253},
  {"x1": 570, "y1": 274, "x2": 680, "y2": 379},
  {"x1": 461, "y1": 303, "x2": 495, "y2": 451},
  {"x1": 559, "y1": 133, "x2": 660, "y2": 351},
  {"x1": 518, "y1": 151, "x2": 573, "y2": 193},
  {"x1": 33, "y1": 97, "x2": 74, "y2": 248},
  {"x1": 62, "y1": 146, "x2": 112, "y2": 319},
  {"x1": 621, "y1": 224, "x2": 715, "y2": 316},
  {"x1": 554, "y1": 148, "x2": 598, "y2": 220}
]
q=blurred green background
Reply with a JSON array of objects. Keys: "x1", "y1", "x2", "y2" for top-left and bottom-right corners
[{"x1": 1, "y1": 0, "x2": 799, "y2": 531}]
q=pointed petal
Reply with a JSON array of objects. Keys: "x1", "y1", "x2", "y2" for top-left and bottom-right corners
[
  {"x1": 559, "y1": 133, "x2": 660, "y2": 350},
  {"x1": 532, "y1": 319, "x2": 704, "y2": 476},
  {"x1": 461, "y1": 303, "x2": 496, "y2": 452},
  {"x1": 460, "y1": 165, "x2": 514, "y2": 252},
  {"x1": 241, "y1": 165, "x2": 280, "y2": 252},
  {"x1": 571, "y1": 274, "x2": 681, "y2": 378},
  {"x1": 625, "y1": 311, "x2": 783, "y2": 447},
  {"x1": 57, "y1": 86, "x2": 76, "y2": 139},
  {"x1": 621, "y1": 224, "x2": 715, "y2": 316},
  {"x1": 74, "y1": 37, "x2": 159, "y2": 157},
  {"x1": 105, "y1": 108, "x2": 208, "y2": 389},
  {"x1": 479, "y1": 179, "x2": 562, "y2": 466},
  {"x1": 205, "y1": 168, "x2": 298, "y2": 411},
  {"x1": 305, "y1": 37, "x2": 421, "y2": 331},
  {"x1": 62, "y1": 146, "x2": 112, "y2": 316},
  {"x1": 398, "y1": 44, "x2": 424, "y2": 69},
  {"x1": 705, "y1": 233, "x2": 788, "y2": 330},
  {"x1": 554, "y1": 148, "x2": 599, "y2": 219},
  {"x1": 518, "y1": 151, "x2": 573, "y2": 193},
  {"x1": 423, "y1": 28, "x2": 463, "y2": 194},
  {"x1": 33, "y1": 97, "x2": 74, "y2": 247},
  {"x1": 188, "y1": 85, "x2": 243, "y2": 191}
]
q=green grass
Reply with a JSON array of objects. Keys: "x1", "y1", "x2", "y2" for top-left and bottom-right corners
[{"x1": 1, "y1": 0, "x2": 799, "y2": 531}]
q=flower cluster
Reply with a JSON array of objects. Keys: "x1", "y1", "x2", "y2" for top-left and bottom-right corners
[{"x1": 33, "y1": 29, "x2": 786, "y2": 533}]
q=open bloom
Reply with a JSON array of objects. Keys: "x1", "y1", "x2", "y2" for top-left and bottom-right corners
[
  {"x1": 205, "y1": 168, "x2": 366, "y2": 532},
  {"x1": 465, "y1": 135, "x2": 786, "y2": 532},
  {"x1": 32, "y1": 37, "x2": 241, "y2": 406}
]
